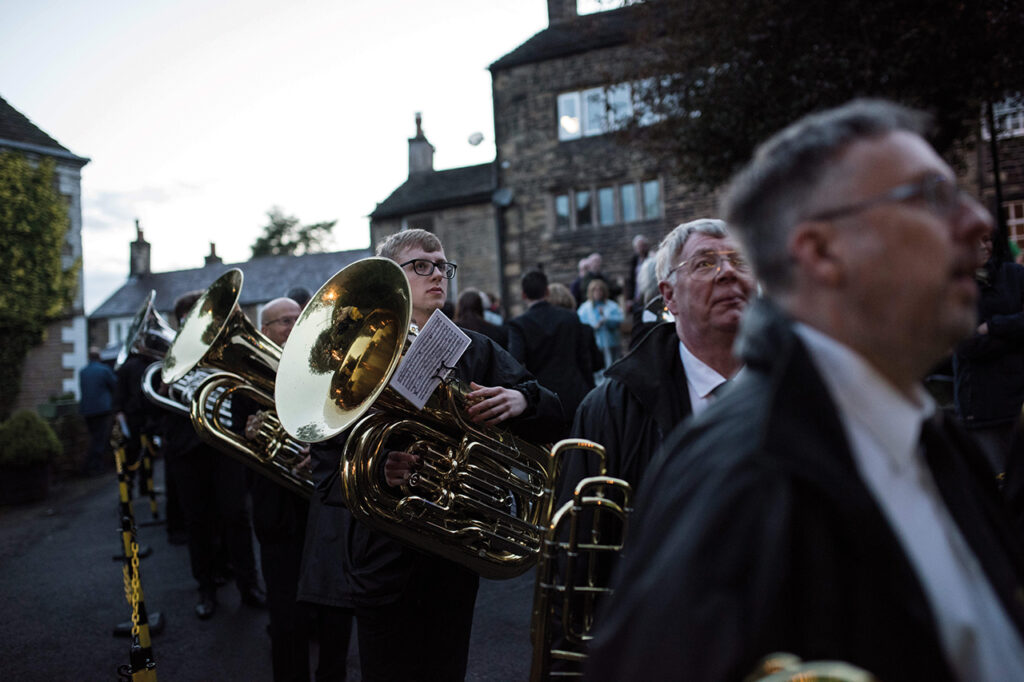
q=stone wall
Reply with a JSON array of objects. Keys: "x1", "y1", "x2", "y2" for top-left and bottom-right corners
[{"x1": 492, "y1": 41, "x2": 720, "y2": 316}]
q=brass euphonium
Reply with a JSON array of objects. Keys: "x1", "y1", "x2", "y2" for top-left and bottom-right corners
[
  {"x1": 116, "y1": 290, "x2": 177, "y2": 369},
  {"x1": 275, "y1": 257, "x2": 557, "y2": 579},
  {"x1": 529, "y1": 439, "x2": 632, "y2": 681},
  {"x1": 115, "y1": 290, "x2": 204, "y2": 415},
  {"x1": 162, "y1": 269, "x2": 312, "y2": 499}
]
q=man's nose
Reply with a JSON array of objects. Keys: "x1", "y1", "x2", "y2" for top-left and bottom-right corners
[
  {"x1": 714, "y1": 258, "x2": 739, "y2": 281},
  {"x1": 955, "y1": 195, "x2": 994, "y2": 247}
]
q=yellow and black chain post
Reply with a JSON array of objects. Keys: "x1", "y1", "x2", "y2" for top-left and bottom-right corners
[
  {"x1": 115, "y1": 439, "x2": 158, "y2": 681},
  {"x1": 140, "y1": 434, "x2": 160, "y2": 521}
]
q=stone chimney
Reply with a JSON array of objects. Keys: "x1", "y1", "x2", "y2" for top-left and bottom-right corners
[
  {"x1": 547, "y1": 0, "x2": 577, "y2": 25},
  {"x1": 129, "y1": 219, "x2": 151, "y2": 277},
  {"x1": 408, "y1": 112, "x2": 435, "y2": 175},
  {"x1": 204, "y1": 242, "x2": 223, "y2": 266}
]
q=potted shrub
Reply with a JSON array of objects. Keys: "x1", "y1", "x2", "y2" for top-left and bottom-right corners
[{"x1": 0, "y1": 410, "x2": 63, "y2": 505}]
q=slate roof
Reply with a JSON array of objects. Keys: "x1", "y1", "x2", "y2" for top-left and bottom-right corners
[
  {"x1": 489, "y1": 6, "x2": 641, "y2": 72},
  {"x1": 370, "y1": 163, "x2": 494, "y2": 220},
  {"x1": 0, "y1": 94, "x2": 89, "y2": 166},
  {"x1": 90, "y1": 248, "x2": 374, "y2": 319}
]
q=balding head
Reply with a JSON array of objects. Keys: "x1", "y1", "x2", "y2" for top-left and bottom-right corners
[{"x1": 260, "y1": 297, "x2": 301, "y2": 346}]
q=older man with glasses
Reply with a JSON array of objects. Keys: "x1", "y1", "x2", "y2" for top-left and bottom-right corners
[
  {"x1": 564, "y1": 218, "x2": 754, "y2": 499},
  {"x1": 585, "y1": 100, "x2": 1024, "y2": 682}
]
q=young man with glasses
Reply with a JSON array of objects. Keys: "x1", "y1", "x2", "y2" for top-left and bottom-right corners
[
  {"x1": 586, "y1": 100, "x2": 1024, "y2": 681},
  {"x1": 304, "y1": 229, "x2": 563, "y2": 681}
]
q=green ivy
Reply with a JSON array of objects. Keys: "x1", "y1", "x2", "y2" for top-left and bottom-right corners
[{"x1": 0, "y1": 152, "x2": 79, "y2": 419}]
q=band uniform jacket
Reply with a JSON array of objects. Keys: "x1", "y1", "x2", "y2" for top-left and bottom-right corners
[
  {"x1": 507, "y1": 300, "x2": 597, "y2": 430},
  {"x1": 584, "y1": 299, "x2": 1024, "y2": 682},
  {"x1": 564, "y1": 321, "x2": 692, "y2": 496},
  {"x1": 301, "y1": 329, "x2": 565, "y2": 608}
]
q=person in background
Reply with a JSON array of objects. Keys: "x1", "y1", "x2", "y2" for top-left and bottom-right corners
[
  {"x1": 508, "y1": 270, "x2": 597, "y2": 434},
  {"x1": 577, "y1": 278, "x2": 624, "y2": 379},
  {"x1": 163, "y1": 290, "x2": 266, "y2": 621},
  {"x1": 481, "y1": 290, "x2": 504, "y2": 326},
  {"x1": 548, "y1": 282, "x2": 605, "y2": 384},
  {"x1": 79, "y1": 347, "x2": 117, "y2": 476},
  {"x1": 953, "y1": 226, "x2": 1024, "y2": 478},
  {"x1": 624, "y1": 234, "x2": 651, "y2": 314},
  {"x1": 454, "y1": 288, "x2": 508, "y2": 348}
]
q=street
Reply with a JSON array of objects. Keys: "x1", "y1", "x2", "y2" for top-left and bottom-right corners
[{"x1": 0, "y1": 460, "x2": 535, "y2": 681}]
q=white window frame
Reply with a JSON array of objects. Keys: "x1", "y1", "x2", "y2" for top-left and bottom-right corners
[
  {"x1": 981, "y1": 94, "x2": 1024, "y2": 140},
  {"x1": 557, "y1": 92, "x2": 583, "y2": 141}
]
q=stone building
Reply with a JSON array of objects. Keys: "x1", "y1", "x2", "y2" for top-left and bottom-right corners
[
  {"x1": 0, "y1": 95, "x2": 90, "y2": 412},
  {"x1": 376, "y1": 2, "x2": 1023, "y2": 316},
  {"x1": 969, "y1": 95, "x2": 1024, "y2": 251},
  {"x1": 88, "y1": 224, "x2": 371, "y2": 352},
  {"x1": 370, "y1": 1, "x2": 713, "y2": 316}
]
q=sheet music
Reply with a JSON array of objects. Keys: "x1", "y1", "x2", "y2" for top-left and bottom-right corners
[{"x1": 390, "y1": 309, "x2": 471, "y2": 410}]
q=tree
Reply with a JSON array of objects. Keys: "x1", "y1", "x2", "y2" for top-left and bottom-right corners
[
  {"x1": 250, "y1": 207, "x2": 336, "y2": 258},
  {"x1": 0, "y1": 152, "x2": 79, "y2": 418},
  {"x1": 619, "y1": 0, "x2": 1024, "y2": 189}
]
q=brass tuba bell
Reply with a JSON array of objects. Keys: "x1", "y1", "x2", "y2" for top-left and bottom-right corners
[
  {"x1": 116, "y1": 290, "x2": 176, "y2": 370},
  {"x1": 275, "y1": 257, "x2": 558, "y2": 579},
  {"x1": 162, "y1": 269, "x2": 312, "y2": 498}
]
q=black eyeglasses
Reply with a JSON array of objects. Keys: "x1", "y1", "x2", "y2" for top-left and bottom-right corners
[
  {"x1": 806, "y1": 174, "x2": 970, "y2": 222},
  {"x1": 668, "y1": 250, "x2": 750, "y2": 281},
  {"x1": 399, "y1": 259, "x2": 458, "y2": 279}
]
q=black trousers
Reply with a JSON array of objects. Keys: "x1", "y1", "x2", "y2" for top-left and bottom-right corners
[
  {"x1": 354, "y1": 560, "x2": 479, "y2": 682},
  {"x1": 313, "y1": 604, "x2": 354, "y2": 682},
  {"x1": 167, "y1": 445, "x2": 258, "y2": 593},
  {"x1": 83, "y1": 412, "x2": 113, "y2": 473}
]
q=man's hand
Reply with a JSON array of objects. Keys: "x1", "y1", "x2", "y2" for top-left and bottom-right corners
[
  {"x1": 244, "y1": 412, "x2": 266, "y2": 440},
  {"x1": 384, "y1": 450, "x2": 420, "y2": 487},
  {"x1": 465, "y1": 382, "x2": 527, "y2": 426},
  {"x1": 292, "y1": 448, "x2": 312, "y2": 475},
  {"x1": 978, "y1": 322, "x2": 989, "y2": 335}
]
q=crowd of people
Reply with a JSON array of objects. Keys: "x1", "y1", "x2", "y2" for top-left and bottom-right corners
[{"x1": 76, "y1": 97, "x2": 1024, "y2": 681}]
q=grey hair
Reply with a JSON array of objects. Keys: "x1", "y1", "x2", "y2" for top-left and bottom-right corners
[
  {"x1": 655, "y1": 218, "x2": 729, "y2": 283},
  {"x1": 375, "y1": 228, "x2": 442, "y2": 261},
  {"x1": 720, "y1": 99, "x2": 931, "y2": 294},
  {"x1": 636, "y1": 257, "x2": 659, "y2": 305}
]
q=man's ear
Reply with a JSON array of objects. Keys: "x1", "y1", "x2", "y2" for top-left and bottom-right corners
[
  {"x1": 788, "y1": 221, "x2": 843, "y2": 287},
  {"x1": 658, "y1": 279, "x2": 677, "y2": 314}
]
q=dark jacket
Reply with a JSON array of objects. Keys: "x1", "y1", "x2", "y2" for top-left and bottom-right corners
[
  {"x1": 564, "y1": 322, "x2": 691, "y2": 493},
  {"x1": 79, "y1": 361, "x2": 117, "y2": 416},
  {"x1": 114, "y1": 354, "x2": 152, "y2": 416},
  {"x1": 585, "y1": 299, "x2": 1024, "y2": 682},
  {"x1": 954, "y1": 259, "x2": 1024, "y2": 427},
  {"x1": 507, "y1": 300, "x2": 597, "y2": 432},
  {"x1": 300, "y1": 329, "x2": 564, "y2": 608},
  {"x1": 230, "y1": 394, "x2": 310, "y2": 545}
]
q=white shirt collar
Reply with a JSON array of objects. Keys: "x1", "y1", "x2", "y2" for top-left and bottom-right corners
[
  {"x1": 678, "y1": 340, "x2": 728, "y2": 400},
  {"x1": 793, "y1": 322, "x2": 935, "y2": 474}
]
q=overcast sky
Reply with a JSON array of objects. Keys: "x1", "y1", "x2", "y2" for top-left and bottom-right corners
[{"x1": 1, "y1": 0, "x2": 619, "y2": 313}]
